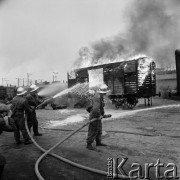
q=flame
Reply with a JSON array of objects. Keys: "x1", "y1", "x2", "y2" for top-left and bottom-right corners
[
  {"x1": 73, "y1": 51, "x2": 153, "y2": 70},
  {"x1": 138, "y1": 56, "x2": 154, "y2": 86}
]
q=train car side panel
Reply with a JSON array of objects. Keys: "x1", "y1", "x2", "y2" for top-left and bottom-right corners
[
  {"x1": 124, "y1": 60, "x2": 138, "y2": 95},
  {"x1": 137, "y1": 58, "x2": 156, "y2": 98}
]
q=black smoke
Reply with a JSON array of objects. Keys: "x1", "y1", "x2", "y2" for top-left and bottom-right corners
[{"x1": 91, "y1": 0, "x2": 180, "y2": 67}]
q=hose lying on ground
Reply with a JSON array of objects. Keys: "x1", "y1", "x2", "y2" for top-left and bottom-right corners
[
  {"x1": 40, "y1": 127, "x2": 157, "y2": 137},
  {"x1": 25, "y1": 115, "x2": 129, "y2": 180},
  {"x1": 42, "y1": 127, "x2": 180, "y2": 138}
]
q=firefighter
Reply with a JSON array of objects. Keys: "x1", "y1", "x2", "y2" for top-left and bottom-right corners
[
  {"x1": 86, "y1": 85, "x2": 109, "y2": 150},
  {"x1": 11, "y1": 87, "x2": 32, "y2": 145},
  {"x1": 0, "y1": 104, "x2": 14, "y2": 178},
  {"x1": 26, "y1": 84, "x2": 42, "y2": 136}
]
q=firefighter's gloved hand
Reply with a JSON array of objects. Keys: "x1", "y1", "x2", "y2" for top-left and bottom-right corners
[
  {"x1": 103, "y1": 114, "x2": 112, "y2": 118},
  {"x1": 30, "y1": 106, "x2": 36, "y2": 111},
  {"x1": 86, "y1": 106, "x2": 92, "y2": 113},
  {"x1": 36, "y1": 104, "x2": 42, "y2": 110},
  {"x1": 98, "y1": 116, "x2": 103, "y2": 120}
]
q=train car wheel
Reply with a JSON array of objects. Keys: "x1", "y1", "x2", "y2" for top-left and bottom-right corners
[
  {"x1": 125, "y1": 97, "x2": 137, "y2": 109},
  {"x1": 115, "y1": 102, "x2": 120, "y2": 109},
  {"x1": 126, "y1": 102, "x2": 136, "y2": 109}
]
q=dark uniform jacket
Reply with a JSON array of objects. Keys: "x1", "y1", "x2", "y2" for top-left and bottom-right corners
[
  {"x1": 26, "y1": 94, "x2": 39, "y2": 111},
  {"x1": 25, "y1": 93, "x2": 39, "y2": 120},
  {"x1": 89, "y1": 94, "x2": 105, "y2": 120},
  {"x1": 11, "y1": 96, "x2": 31, "y2": 118},
  {"x1": 0, "y1": 115, "x2": 14, "y2": 166}
]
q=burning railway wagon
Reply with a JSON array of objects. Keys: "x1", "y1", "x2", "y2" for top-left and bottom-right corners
[{"x1": 68, "y1": 56, "x2": 156, "y2": 109}]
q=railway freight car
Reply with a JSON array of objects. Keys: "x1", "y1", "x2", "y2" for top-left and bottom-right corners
[
  {"x1": 0, "y1": 86, "x2": 16, "y2": 103},
  {"x1": 68, "y1": 56, "x2": 156, "y2": 109},
  {"x1": 175, "y1": 49, "x2": 180, "y2": 95}
]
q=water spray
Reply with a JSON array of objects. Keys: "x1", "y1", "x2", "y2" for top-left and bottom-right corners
[{"x1": 37, "y1": 82, "x2": 90, "y2": 109}]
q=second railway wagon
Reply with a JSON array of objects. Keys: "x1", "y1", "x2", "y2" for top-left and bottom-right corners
[{"x1": 68, "y1": 56, "x2": 156, "y2": 109}]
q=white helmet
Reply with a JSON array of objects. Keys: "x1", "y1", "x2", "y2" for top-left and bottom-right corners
[
  {"x1": 30, "y1": 84, "x2": 39, "y2": 92},
  {"x1": 17, "y1": 87, "x2": 27, "y2": 96},
  {"x1": 97, "y1": 84, "x2": 110, "y2": 94}
]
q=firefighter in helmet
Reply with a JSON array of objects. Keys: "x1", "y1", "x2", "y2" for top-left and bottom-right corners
[
  {"x1": 11, "y1": 87, "x2": 32, "y2": 145},
  {"x1": 26, "y1": 84, "x2": 42, "y2": 136},
  {"x1": 86, "y1": 84, "x2": 110, "y2": 150}
]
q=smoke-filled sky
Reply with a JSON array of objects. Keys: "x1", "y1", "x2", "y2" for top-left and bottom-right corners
[
  {"x1": 91, "y1": 0, "x2": 180, "y2": 66},
  {"x1": 0, "y1": 0, "x2": 180, "y2": 86}
]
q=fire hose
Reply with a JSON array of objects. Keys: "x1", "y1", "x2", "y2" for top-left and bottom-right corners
[
  {"x1": 40, "y1": 127, "x2": 158, "y2": 136},
  {"x1": 25, "y1": 115, "x2": 130, "y2": 180}
]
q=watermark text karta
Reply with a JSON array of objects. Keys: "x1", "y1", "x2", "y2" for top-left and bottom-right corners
[{"x1": 107, "y1": 157, "x2": 179, "y2": 179}]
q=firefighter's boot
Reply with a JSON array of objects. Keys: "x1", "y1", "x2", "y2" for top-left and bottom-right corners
[
  {"x1": 86, "y1": 143, "x2": 95, "y2": 150},
  {"x1": 96, "y1": 142, "x2": 107, "y2": 146}
]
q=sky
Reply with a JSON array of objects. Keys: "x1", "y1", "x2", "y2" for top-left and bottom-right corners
[
  {"x1": 0, "y1": 0, "x2": 132, "y2": 86},
  {"x1": 0, "y1": 0, "x2": 180, "y2": 86}
]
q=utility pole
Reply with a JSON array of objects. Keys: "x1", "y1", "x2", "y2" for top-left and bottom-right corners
[
  {"x1": 29, "y1": 79, "x2": 32, "y2": 85},
  {"x1": 16, "y1": 78, "x2": 20, "y2": 87},
  {"x1": 27, "y1": 73, "x2": 32, "y2": 86},
  {"x1": 4, "y1": 80, "x2": 9, "y2": 87},
  {"x1": 16, "y1": 78, "x2": 24, "y2": 87},
  {"x1": 27, "y1": 73, "x2": 29, "y2": 86},
  {"x1": 2, "y1": 78, "x2": 4, "y2": 86},
  {"x1": 53, "y1": 72, "x2": 58, "y2": 82}
]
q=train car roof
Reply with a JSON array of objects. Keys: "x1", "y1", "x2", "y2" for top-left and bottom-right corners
[{"x1": 74, "y1": 56, "x2": 148, "y2": 72}]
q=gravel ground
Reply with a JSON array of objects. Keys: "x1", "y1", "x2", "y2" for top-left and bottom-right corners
[{"x1": 1, "y1": 97, "x2": 180, "y2": 180}]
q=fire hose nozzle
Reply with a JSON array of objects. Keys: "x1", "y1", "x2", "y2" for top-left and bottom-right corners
[
  {"x1": 103, "y1": 114, "x2": 112, "y2": 118},
  {"x1": 37, "y1": 97, "x2": 53, "y2": 109}
]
